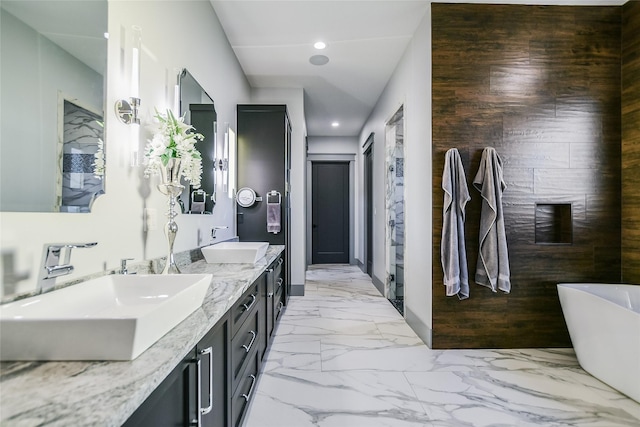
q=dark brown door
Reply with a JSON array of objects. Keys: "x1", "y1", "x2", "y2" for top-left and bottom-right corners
[{"x1": 312, "y1": 162, "x2": 349, "y2": 264}]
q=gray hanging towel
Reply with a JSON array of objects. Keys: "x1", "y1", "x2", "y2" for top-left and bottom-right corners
[
  {"x1": 441, "y1": 148, "x2": 471, "y2": 300},
  {"x1": 473, "y1": 147, "x2": 510, "y2": 293}
]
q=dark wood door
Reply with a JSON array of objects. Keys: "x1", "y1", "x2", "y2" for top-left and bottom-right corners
[
  {"x1": 122, "y1": 352, "x2": 197, "y2": 427},
  {"x1": 364, "y1": 145, "x2": 373, "y2": 276},
  {"x1": 312, "y1": 162, "x2": 349, "y2": 264}
]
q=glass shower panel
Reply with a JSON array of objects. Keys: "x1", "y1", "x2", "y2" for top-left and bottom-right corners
[{"x1": 385, "y1": 107, "x2": 404, "y2": 315}]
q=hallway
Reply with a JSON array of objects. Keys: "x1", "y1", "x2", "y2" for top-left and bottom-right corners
[{"x1": 243, "y1": 265, "x2": 640, "y2": 427}]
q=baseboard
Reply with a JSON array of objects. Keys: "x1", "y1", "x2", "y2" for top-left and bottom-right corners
[
  {"x1": 290, "y1": 283, "x2": 305, "y2": 296},
  {"x1": 405, "y1": 307, "x2": 432, "y2": 348},
  {"x1": 371, "y1": 273, "x2": 385, "y2": 297},
  {"x1": 356, "y1": 259, "x2": 365, "y2": 273}
]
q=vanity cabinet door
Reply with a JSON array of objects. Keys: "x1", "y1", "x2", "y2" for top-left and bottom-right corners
[
  {"x1": 122, "y1": 351, "x2": 197, "y2": 427},
  {"x1": 197, "y1": 314, "x2": 231, "y2": 427}
]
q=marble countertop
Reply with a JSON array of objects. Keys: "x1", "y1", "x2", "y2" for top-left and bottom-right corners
[{"x1": 0, "y1": 245, "x2": 285, "y2": 427}]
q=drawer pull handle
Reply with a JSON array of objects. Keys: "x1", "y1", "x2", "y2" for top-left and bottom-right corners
[
  {"x1": 278, "y1": 258, "x2": 283, "y2": 266},
  {"x1": 277, "y1": 301, "x2": 284, "y2": 311},
  {"x1": 267, "y1": 292, "x2": 274, "y2": 298},
  {"x1": 193, "y1": 356, "x2": 202, "y2": 426},
  {"x1": 267, "y1": 268, "x2": 274, "y2": 273},
  {"x1": 241, "y1": 374, "x2": 257, "y2": 402},
  {"x1": 243, "y1": 293, "x2": 257, "y2": 312},
  {"x1": 276, "y1": 278, "x2": 283, "y2": 292},
  {"x1": 242, "y1": 330, "x2": 257, "y2": 353},
  {"x1": 200, "y1": 346, "x2": 213, "y2": 416}
]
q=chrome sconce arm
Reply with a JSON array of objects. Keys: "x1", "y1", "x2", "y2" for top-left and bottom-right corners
[{"x1": 115, "y1": 97, "x2": 140, "y2": 125}]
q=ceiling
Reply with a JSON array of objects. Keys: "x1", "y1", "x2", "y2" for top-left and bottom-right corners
[
  {"x1": 211, "y1": 0, "x2": 430, "y2": 137},
  {"x1": 211, "y1": 0, "x2": 628, "y2": 138},
  {"x1": 1, "y1": 0, "x2": 107, "y2": 75}
]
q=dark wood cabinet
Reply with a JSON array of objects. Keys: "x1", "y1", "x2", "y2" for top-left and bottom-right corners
[
  {"x1": 123, "y1": 256, "x2": 283, "y2": 427},
  {"x1": 237, "y1": 105, "x2": 291, "y2": 305}
]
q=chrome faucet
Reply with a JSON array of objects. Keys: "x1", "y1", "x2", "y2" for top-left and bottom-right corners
[
  {"x1": 37, "y1": 242, "x2": 97, "y2": 293},
  {"x1": 119, "y1": 258, "x2": 135, "y2": 275},
  {"x1": 211, "y1": 226, "x2": 228, "y2": 239}
]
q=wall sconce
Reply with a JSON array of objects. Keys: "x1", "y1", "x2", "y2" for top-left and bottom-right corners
[
  {"x1": 114, "y1": 26, "x2": 142, "y2": 166},
  {"x1": 225, "y1": 124, "x2": 236, "y2": 198},
  {"x1": 115, "y1": 26, "x2": 142, "y2": 125}
]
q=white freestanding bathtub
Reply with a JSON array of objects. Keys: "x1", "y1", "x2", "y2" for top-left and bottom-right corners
[{"x1": 557, "y1": 283, "x2": 640, "y2": 403}]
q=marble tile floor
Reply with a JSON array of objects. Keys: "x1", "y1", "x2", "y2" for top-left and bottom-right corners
[{"x1": 243, "y1": 265, "x2": 640, "y2": 427}]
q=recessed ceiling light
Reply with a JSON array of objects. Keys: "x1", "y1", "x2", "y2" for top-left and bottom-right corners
[
  {"x1": 309, "y1": 55, "x2": 329, "y2": 66},
  {"x1": 314, "y1": 41, "x2": 326, "y2": 50},
  {"x1": 331, "y1": 122, "x2": 339, "y2": 127}
]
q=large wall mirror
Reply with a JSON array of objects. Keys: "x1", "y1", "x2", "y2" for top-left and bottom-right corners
[
  {"x1": 0, "y1": 1, "x2": 107, "y2": 213},
  {"x1": 178, "y1": 68, "x2": 217, "y2": 214}
]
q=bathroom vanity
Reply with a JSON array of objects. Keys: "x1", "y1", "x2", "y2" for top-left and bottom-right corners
[{"x1": 0, "y1": 245, "x2": 286, "y2": 427}]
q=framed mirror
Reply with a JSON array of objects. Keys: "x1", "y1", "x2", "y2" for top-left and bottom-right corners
[
  {"x1": 178, "y1": 69, "x2": 217, "y2": 214},
  {"x1": 0, "y1": 0, "x2": 107, "y2": 213}
]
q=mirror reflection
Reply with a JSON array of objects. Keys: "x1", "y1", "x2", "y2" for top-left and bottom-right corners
[
  {"x1": 0, "y1": 0, "x2": 107, "y2": 213},
  {"x1": 178, "y1": 69, "x2": 217, "y2": 214}
]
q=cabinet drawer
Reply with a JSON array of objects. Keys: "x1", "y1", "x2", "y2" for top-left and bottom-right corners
[
  {"x1": 231, "y1": 350, "x2": 260, "y2": 427},
  {"x1": 231, "y1": 309, "x2": 259, "y2": 391},
  {"x1": 231, "y1": 282, "x2": 259, "y2": 336}
]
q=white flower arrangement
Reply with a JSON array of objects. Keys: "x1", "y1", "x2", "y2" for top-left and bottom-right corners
[
  {"x1": 92, "y1": 120, "x2": 105, "y2": 179},
  {"x1": 144, "y1": 109, "x2": 204, "y2": 187},
  {"x1": 92, "y1": 136, "x2": 105, "y2": 179}
]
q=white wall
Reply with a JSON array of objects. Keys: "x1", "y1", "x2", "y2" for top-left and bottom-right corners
[
  {"x1": 250, "y1": 88, "x2": 307, "y2": 289},
  {"x1": 0, "y1": 0, "x2": 251, "y2": 296},
  {"x1": 307, "y1": 136, "x2": 358, "y2": 155},
  {"x1": 358, "y1": 8, "x2": 432, "y2": 344}
]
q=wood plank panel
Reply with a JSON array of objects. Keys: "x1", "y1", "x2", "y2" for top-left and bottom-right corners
[
  {"x1": 432, "y1": 4, "x2": 622, "y2": 349},
  {"x1": 622, "y1": 0, "x2": 640, "y2": 282}
]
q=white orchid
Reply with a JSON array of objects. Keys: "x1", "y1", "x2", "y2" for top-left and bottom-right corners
[
  {"x1": 144, "y1": 109, "x2": 204, "y2": 187},
  {"x1": 92, "y1": 120, "x2": 105, "y2": 178}
]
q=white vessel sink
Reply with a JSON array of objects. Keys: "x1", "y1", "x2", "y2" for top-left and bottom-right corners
[
  {"x1": 201, "y1": 241, "x2": 269, "y2": 264},
  {"x1": 0, "y1": 273, "x2": 212, "y2": 361}
]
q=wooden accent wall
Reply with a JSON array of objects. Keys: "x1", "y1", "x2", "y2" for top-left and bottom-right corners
[
  {"x1": 622, "y1": 1, "x2": 640, "y2": 282},
  {"x1": 432, "y1": 4, "x2": 622, "y2": 349}
]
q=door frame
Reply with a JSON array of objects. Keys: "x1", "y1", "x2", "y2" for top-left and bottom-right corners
[
  {"x1": 363, "y1": 133, "x2": 374, "y2": 277},
  {"x1": 306, "y1": 154, "x2": 355, "y2": 266},
  {"x1": 311, "y1": 161, "x2": 350, "y2": 264}
]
